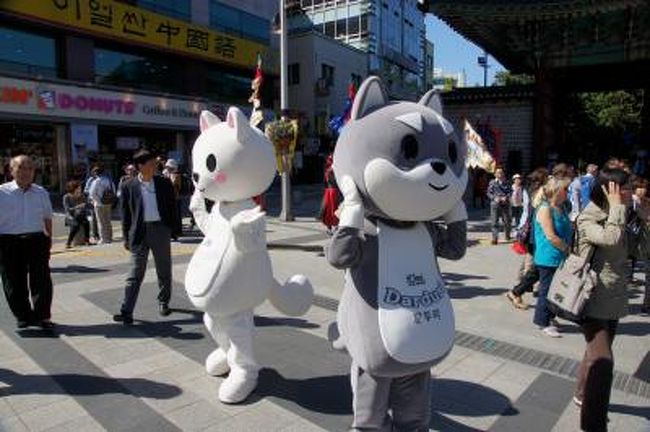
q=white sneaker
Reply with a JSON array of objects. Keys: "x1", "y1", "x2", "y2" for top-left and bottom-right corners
[
  {"x1": 573, "y1": 396, "x2": 583, "y2": 407},
  {"x1": 542, "y1": 326, "x2": 561, "y2": 338},
  {"x1": 205, "y1": 348, "x2": 230, "y2": 376},
  {"x1": 218, "y1": 373, "x2": 258, "y2": 404}
]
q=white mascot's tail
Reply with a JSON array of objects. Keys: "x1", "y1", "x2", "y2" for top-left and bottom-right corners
[{"x1": 269, "y1": 275, "x2": 314, "y2": 316}]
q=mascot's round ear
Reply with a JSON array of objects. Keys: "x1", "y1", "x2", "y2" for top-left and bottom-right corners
[
  {"x1": 419, "y1": 90, "x2": 443, "y2": 115},
  {"x1": 350, "y1": 76, "x2": 389, "y2": 121},
  {"x1": 200, "y1": 110, "x2": 221, "y2": 132}
]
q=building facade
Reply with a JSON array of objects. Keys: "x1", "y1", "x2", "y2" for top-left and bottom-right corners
[
  {"x1": 287, "y1": 30, "x2": 368, "y2": 182},
  {"x1": 0, "y1": 0, "x2": 276, "y2": 193},
  {"x1": 424, "y1": 39, "x2": 434, "y2": 90},
  {"x1": 296, "y1": 0, "x2": 426, "y2": 100},
  {"x1": 432, "y1": 68, "x2": 466, "y2": 91}
]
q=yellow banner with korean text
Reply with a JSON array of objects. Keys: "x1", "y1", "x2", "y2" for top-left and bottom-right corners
[{"x1": 0, "y1": 0, "x2": 271, "y2": 71}]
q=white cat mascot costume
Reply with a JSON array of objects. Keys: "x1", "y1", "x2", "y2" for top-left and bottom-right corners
[{"x1": 185, "y1": 107, "x2": 313, "y2": 404}]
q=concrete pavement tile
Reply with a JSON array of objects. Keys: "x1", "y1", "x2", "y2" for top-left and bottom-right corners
[
  {"x1": 81, "y1": 340, "x2": 168, "y2": 369},
  {"x1": 41, "y1": 415, "x2": 106, "y2": 432},
  {"x1": 0, "y1": 398, "x2": 17, "y2": 421},
  {"x1": 438, "y1": 352, "x2": 505, "y2": 384},
  {"x1": 551, "y1": 402, "x2": 580, "y2": 432},
  {"x1": 144, "y1": 386, "x2": 204, "y2": 414},
  {"x1": 608, "y1": 392, "x2": 650, "y2": 432},
  {"x1": 204, "y1": 401, "x2": 298, "y2": 432},
  {"x1": 18, "y1": 398, "x2": 87, "y2": 431},
  {"x1": 102, "y1": 350, "x2": 188, "y2": 378},
  {"x1": 0, "y1": 416, "x2": 29, "y2": 432},
  {"x1": 481, "y1": 362, "x2": 540, "y2": 401},
  {"x1": 166, "y1": 399, "x2": 230, "y2": 431},
  {"x1": 5, "y1": 393, "x2": 68, "y2": 415},
  {"x1": 433, "y1": 346, "x2": 473, "y2": 376},
  {"x1": 145, "y1": 357, "x2": 206, "y2": 385},
  {"x1": 276, "y1": 419, "x2": 329, "y2": 432}
]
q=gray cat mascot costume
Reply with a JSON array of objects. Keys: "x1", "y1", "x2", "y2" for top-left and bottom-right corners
[{"x1": 326, "y1": 76, "x2": 468, "y2": 431}]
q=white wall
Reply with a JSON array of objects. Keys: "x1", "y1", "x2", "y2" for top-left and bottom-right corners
[{"x1": 288, "y1": 32, "x2": 368, "y2": 137}]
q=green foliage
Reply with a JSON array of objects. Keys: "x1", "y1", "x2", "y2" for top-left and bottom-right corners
[
  {"x1": 579, "y1": 91, "x2": 643, "y2": 131},
  {"x1": 493, "y1": 71, "x2": 534, "y2": 86}
]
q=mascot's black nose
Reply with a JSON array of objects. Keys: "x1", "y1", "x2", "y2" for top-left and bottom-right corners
[
  {"x1": 431, "y1": 161, "x2": 447, "y2": 175},
  {"x1": 192, "y1": 172, "x2": 199, "y2": 183}
]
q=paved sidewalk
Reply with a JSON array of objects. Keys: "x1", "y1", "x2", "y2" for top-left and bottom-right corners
[{"x1": 0, "y1": 213, "x2": 648, "y2": 431}]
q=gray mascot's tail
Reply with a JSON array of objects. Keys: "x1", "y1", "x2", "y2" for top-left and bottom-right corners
[{"x1": 269, "y1": 275, "x2": 314, "y2": 316}]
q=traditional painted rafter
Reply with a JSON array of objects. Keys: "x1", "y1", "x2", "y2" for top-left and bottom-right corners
[{"x1": 429, "y1": 0, "x2": 650, "y2": 73}]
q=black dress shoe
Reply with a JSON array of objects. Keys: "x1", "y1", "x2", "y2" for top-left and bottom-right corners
[
  {"x1": 16, "y1": 320, "x2": 29, "y2": 329},
  {"x1": 113, "y1": 313, "x2": 134, "y2": 325},
  {"x1": 38, "y1": 320, "x2": 56, "y2": 330},
  {"x1": 159, "y1": 303, "x2": 171, "y2": 317}
]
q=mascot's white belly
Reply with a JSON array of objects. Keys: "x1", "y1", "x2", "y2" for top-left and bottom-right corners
[
  {"x1": 377, "y1": 222, "x2": 455, "y2": 364},
  {"x1": 185, "y1": 209, "x2": 273, "y2": 315}
]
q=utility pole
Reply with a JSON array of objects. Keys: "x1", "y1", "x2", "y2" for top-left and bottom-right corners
[
  {"x1": 478, "y1": 50, "x2": 489, "y2": 87},
  {"x1": 278, "y1": 0, "x2": 293, "y2": 221}
]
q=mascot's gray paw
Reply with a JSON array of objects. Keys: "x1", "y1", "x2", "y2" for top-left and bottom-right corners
[{"x1": 327, "y1": 321, "x2": 347, "y2": 352}]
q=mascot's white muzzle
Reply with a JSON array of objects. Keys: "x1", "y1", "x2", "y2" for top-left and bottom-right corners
[{"x1": 363, "y1": 158, "x2": 466, "y2": 221}]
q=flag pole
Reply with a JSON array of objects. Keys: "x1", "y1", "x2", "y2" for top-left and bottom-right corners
[{"x1": 278, "y1": 0, "x2": 293, "y2": 221}]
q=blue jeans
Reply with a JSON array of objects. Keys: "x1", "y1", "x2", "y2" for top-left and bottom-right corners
[{"x1": 534, "y1": 265, "x2": 558, "y2": 327}]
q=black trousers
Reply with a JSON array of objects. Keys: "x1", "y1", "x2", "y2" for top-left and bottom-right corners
[
  {"x1": 67, "y1": 215, "x2": 90, "y2": 245},
  {"x1": 512, "y1": 265, "x2": 540, "y2": 296},
  {"x1": 0, "y1": 233, "x2": 53, "y2": 322}
]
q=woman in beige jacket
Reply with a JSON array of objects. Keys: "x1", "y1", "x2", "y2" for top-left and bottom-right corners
[{"x1": 574, "y1": 168, "x2": 633, "y2": 432}]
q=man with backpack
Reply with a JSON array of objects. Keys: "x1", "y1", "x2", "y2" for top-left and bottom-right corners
[
  {"x1": 89, "y1": 165, "x2": 116, "y2": 244},
  {"x1": 579, "y1": 164, "x2": 599, "y2": 209}
]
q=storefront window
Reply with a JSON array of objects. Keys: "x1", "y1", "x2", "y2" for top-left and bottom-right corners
[
  {"x1": 0, "y1": 123, "x2": 59, "y2": 190},
  {"x1": 205, "y1": 69, "x2": 251, "y2": 105},
  {"x1": 0, "y1": 27, "x2": 58, "y2": 78},
  {"x1": 137, "y1": 0, "x2": 191, "y2": 21},
  {"x1": 94, "y1": 48, "x2": 185, "y2": 94},
  {"x1": 209, "y1": 1, "x2": 270, "y2": 44}
]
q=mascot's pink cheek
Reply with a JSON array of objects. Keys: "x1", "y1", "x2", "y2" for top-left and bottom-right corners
[{"x1": 214, "y1": 172, "x2": 228, "y2": 184}]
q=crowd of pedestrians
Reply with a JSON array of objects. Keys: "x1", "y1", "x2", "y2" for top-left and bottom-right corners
[
  {"x1": 0, "y1": 151, "x2": 648, "y2": 432},
  {"x1": 492, "y1": 159, "x2": 650, "y2": 432}
]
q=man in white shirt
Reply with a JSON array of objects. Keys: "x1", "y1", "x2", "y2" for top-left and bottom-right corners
[
  {"x1": 89, "y1": 165, "x2": 115, "y2": 244},
  {"x1": 114, "y1": 150, "x2": 178, "y2": 324},
  {"x1": 0, "y1": 155, "x2": 54, "y2": 329}
]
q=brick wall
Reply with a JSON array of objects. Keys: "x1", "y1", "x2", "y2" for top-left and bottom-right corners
[{"x1": 442, "y1": 87, "x2": 535, "y2": 175}]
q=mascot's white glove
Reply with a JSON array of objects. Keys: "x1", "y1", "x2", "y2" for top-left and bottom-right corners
[
  {"x1": 230, "y1": 206, "x2": 266, "y2": 253},
  {"x1": 189, "y1": 189, "x2": 206, "y2": 213},
  {"x1": 443, "y1": 201, "x2": 468, "y2": 224},
  {"x1": 338, "y1": 176, "x2": 364, "y2": 230},
  {"x1": 189, "y1": 190, "x2": 210, "y2": 234}
]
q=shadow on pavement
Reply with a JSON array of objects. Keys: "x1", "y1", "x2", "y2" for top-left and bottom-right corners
[
  {"x1": 245, "y1": 368, "x2": 352, "y2": 415},
  {"x1": 447, "y1": 286, "x2": 508, "y2": 299},
  {"x1": 558, "y1": 320, "x2": 650, "y2": 337},
  {"x1": 443, "y1": 272, "x2": 489, "y2": 282},
  {"x1": 431, "y1": 379, "x2": 518, "y2": 417},
  {"x1": 0, "y1": 368, "x2": 181, "y2": 399},
  {"x1": 49, "y1": 317, "x2": 206, "y2": 341},
  {"x1": 51, "y1": 265, "x2": 110, "y2": 274},
  {"x1": 609, "y1": 403, "x2": 650, "y2": 420},
  {"x1": 254, "y1": 316, "x2": 319, "y2": 329}
]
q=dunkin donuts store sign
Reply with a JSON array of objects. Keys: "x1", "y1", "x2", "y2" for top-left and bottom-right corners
[{"x1": 0, "y1": 76, "x2": 208, "y2": 127}]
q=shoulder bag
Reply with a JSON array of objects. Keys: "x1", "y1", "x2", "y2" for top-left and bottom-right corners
[{"x1": 546, "y1": 222, "x2": 597, "y2": 322}]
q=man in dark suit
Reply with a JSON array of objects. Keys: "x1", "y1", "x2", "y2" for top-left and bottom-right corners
[{"x1": 113, "y1": 150, "x2": 178, "y2": 324}]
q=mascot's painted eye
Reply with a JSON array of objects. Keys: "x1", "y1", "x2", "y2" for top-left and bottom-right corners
[
  {"x1": 401, "y1": 135, "x2": 419, "y2": 160},
  {"x1": 206, "y1": 154, "x2": 217, "y2": 172},
  {"x1": 448, "y1": 140, "x2": 458, "y2": 164}
]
